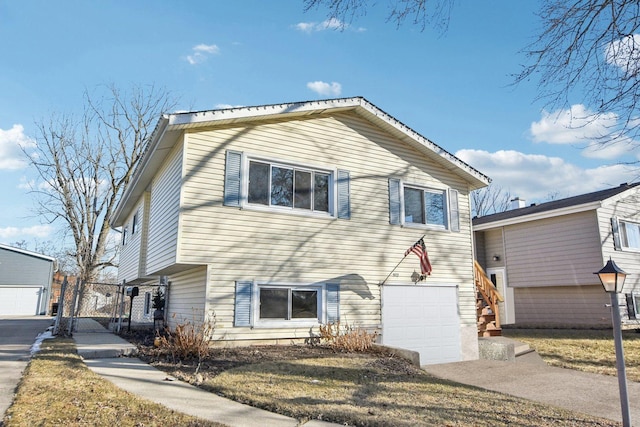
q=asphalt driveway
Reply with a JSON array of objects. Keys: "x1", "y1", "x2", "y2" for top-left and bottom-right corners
[{"x1": 0, "y1": 316, "x2": 54, "y2": 420}]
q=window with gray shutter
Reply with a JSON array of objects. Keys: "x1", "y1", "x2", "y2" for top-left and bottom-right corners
[
  {"x1": 337, "y1": 170, "x2": 350, "y2": 219},
  {"x1": 326, "y1": 283, "x2": 340, "y2": 323},
  {"x1": 449, "y1": 189, "x2": 460, "y2": 232},
  {"x1": 234, "y1": 281, "x2": 253, "y2": 326},
  {"x1": 388, "y1": 178, "x2": 401, "y2": 225},
  {"x1": 224, "y1": 150, "x2": 243, "y2": 207}
]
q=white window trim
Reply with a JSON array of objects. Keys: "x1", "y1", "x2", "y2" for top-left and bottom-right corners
[
  {"x1": 619, "y1": 219, "x2": 640, "y2": 253},
  {"x1": 251, "y1": 281, "x2": 327, "y2": 328},
  {"x1": 400, "y1": 182, "x2": 450, "y2": 231},
  {"x1": 241, "y1": 154, "x2": 337, "y2": 218}
]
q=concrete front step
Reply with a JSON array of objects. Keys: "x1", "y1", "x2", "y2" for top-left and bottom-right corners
[{"x1": 478, "y1": 336, "x2": 545, "y2": 365}]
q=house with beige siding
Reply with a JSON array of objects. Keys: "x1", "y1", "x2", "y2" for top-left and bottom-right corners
[
  {"x1": 473, "y1": 183, "x2": 640, "y2": 328},
  {"x1": 113, "y1": 97, "x2": 490, "y2": 365}
]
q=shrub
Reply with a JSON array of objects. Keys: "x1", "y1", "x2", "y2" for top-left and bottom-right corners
[
  {"x1": 319, "y1": 321, "x2": 378, "y2": 352},
  {"x1": 157, "y1": 310, "x2": 216, "y2": 364}
]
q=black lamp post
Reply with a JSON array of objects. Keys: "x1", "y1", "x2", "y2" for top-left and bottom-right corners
[{"x1": 594, "y1": 258, "x2": 631, "y2": 427}]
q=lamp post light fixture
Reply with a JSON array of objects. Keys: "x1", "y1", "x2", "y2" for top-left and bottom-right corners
[{"x1": 594, "y1": 258, "x2": 631, "y2": 427}]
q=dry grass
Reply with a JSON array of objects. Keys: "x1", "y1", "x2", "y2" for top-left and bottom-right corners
[
  {"x1": 200, "y1": 353, "x2": 618, "y2": 426},
  {"x1": 504, "y1": 328, "x2": 640, "y2": 382},
  {"x1": 3, "y1": 337, "x2": 223, "y2": 427}
]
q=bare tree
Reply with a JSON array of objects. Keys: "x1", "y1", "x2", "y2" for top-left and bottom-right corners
[
  {"x1": 516, "y1": 0, "x2": 640, "y2": 145},
  {"x1": 27, "y1": 84, "x2": 177, "y2": 284},
  {"x1": 471, "y1": 183, "x2": 511, "y2": 217},
  {"x1": 303, "y1": 0, "x2": 455, "y2": 32}
]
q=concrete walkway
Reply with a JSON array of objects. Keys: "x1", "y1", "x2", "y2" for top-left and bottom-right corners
[
  {"x1": 73, "y1": 321, "x2": 639, "y2": 426},
  {"x1": 75, "y1": 326, "x2": 338, "y2": 427},
  {"x1": 423, "y1": 358, "x2": 640, "y2": 424}
]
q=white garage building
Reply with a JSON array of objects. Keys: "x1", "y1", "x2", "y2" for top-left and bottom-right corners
[{"x1": 0, "y1": 244, "x2": 56, "y2": 316}]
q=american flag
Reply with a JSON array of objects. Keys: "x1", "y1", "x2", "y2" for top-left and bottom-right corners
[{"x1": 404, "y1": 238, "x2": 432, "y2": 276}]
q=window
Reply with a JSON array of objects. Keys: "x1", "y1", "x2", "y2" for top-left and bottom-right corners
[
  {"x1": 132, "y1": 212, "x2": 138, "y2": 235},
  {"x1": 404, "y1": 186, "x2": 447, "y2": 227},
  {"x1": 234, "y1": 281, "x2": 340, "y2": 327},
  {"x1": 143, "y1": 291, "x2": 152, "y2": 316},
  {"x1": 389, "y1": 178, "x2": 458, "y2": 231},
  {"x1": 613, "y1": 217, "x2": 640, "y2": 252},
  {"x1": 620, "y1": 220, "x2": 640, "y2": 250},
  {"x1": 248, "y1": 160, "x2": 330, "y2": 213},
  {"x1": 259, "y1": 287, "x2": 318, "y2": 320},
  {"x1": 224, "y1": 150, "x2": 350, "y2": 219}
]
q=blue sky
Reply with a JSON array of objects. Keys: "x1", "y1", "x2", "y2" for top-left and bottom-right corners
[{"x1": 1, "y1": 1, "x2": 639, "y2": 247}]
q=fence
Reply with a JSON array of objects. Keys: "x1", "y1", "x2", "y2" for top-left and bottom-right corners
[{"x1": 53, "y1": 276, "x2": 165, "y2": 335}]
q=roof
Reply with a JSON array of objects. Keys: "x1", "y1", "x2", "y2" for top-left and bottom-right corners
[
  {"x1": 113, "y1": 97, "x2": 491, "y2": 226},
  {"x1": 473, "y1": 182, "x2": 640, "y2": 230},
  {"x1": 0, "y1": 243, "x2": 57, "y2": 263}
]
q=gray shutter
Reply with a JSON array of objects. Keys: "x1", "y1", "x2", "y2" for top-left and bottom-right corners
[
  {"x1": 388, "y1": 178, "x2": 401, "y2": 225},
  {"x1": 326, "y1": 284, "x2": 340, "y2": 323},
  {"x1": 224, "y1": 150, "x2": 242, "y2": 207},
  {"x1": 234, "y1": 281, "x2": 253, "y2": 327},
  {"x1": 611, "y1": 217, "x2": 622, "y2": 250},
  {"x1": 625, "y1": 293, "x2": 637, "y2": 320},
  {"x1": 337, "y1": 170, "x2": 350, "y2": 219},
  {"x1": 449, "y1": 189, "x2": 460, "y2": 232}
]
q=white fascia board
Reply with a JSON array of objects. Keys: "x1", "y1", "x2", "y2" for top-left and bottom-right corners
[
  {"x1": 112, "y1": 116, "x2": 171, "y2": 227},
  {"x1": 167, "y1": 97, "x2": 364, "y2": 126},
  {"x1": 472, "y1": 201, "x2": 602, "y2": 231},
  {"x1": 0, "y1": 244, "x2": 56, "y2": 263}
]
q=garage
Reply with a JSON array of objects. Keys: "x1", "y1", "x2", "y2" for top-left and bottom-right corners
[
  {"x1": 381, "y1": 284, "x2": 460, "y2": 366},
  {"x1": 0, "y1": 287, "x2": 43, "y2": 316}
]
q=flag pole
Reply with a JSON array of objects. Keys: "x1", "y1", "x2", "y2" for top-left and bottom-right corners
[{"x1": 380, "y1": 235, "x2": 426, "y2": 285}]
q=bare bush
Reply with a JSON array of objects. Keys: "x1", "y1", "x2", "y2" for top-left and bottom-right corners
[
  {"x1": 319, "y1": 321, "x2": 378, "y2": 352},
  {"x1": 157, "y1": 311, "x2": 216, "y2": 364}
]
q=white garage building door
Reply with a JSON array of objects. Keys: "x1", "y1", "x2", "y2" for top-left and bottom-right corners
[
  {"x1": 382, "y1": 284, "x2": 460, "y2": 366},
  {"x1": 0, "y1": 287, "x2": 42, "y2": 315}
]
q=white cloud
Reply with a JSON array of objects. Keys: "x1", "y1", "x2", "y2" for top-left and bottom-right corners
[
  {"x1": 0, "y1": 224, "x2": 53, "y2": 240},
  {"x1": 186, "y1": 43, "x2": 220, "y2": 65},
  {"x1": 606, "y1": 34, "x2": 640, "y2": 76},
  {"x1": 0, "y1": 124, "x2": 36, "y2": 170},
  {"x1": 307, "y1": 81, "x2": 342, "y2": 96},
  {"x1": 456, "y1": 148, "x2": 639, "y2": 201},
  {"x1": 530, "y1": 104, "x2": 640, "y2": 160},
  {"x1": 17, "y1": 176, "x2": 34, "y2": 190},
  {"x1": 295, "y1": 18, "x2": 349, "y2": 33},
  {"x1": 215, "y1": 103, "x2": 244, "y2": 109}
]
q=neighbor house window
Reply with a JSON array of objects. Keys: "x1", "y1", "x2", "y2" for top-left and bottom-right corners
[
  {"x1": 388, "y1": 178, "x2": 459, "y2": 232},
  {"x1": 248, "y1": 161, "x2": 330, "y2": 213},
  {"x1": 620, "y1": 220, "x2": 640, "y2": 250}
]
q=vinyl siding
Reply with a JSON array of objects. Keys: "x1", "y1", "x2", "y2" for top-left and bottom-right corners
[
  {"x1": 477, "y1": 228, "x2": 504, "y2": 270},
  {"x1": 166, "y1": 266, "x2": 207, "y2": 330},
  {"x1": 146, "y1": 142, "x2": 183, "y2": 275},
  {"x1": 118, "y1": 198, "x2": 144, "y2": 282},
  {"x1": 0, "y1": 248, "x2": 54, "y2": 286},
  {"x1": 504, "y1": 211, "x2": 602, "y2": 287},
  {"x1": 175, "y1": 113, "x2": 477, "y2": 342},
  {"x1": 598, "y1": 190, "x2": 640, "y2": 290},
  {"x1": 514, "y1": 285, "x2": 610, "y2": 327}
]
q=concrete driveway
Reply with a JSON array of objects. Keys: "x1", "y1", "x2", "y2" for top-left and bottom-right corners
[{"x1": 0, "y1": 316, "x2": 54, "y2": 420}]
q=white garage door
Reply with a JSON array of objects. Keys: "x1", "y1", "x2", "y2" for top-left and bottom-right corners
[
  {"x1": 382, "y1": 284, "x2": 460, "y2": 366},
  {"x1": 0, "y1": 287, "x2": 41, "y2": 315}
]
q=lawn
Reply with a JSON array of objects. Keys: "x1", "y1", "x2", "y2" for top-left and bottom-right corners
[
  {"x1": 2, "y1": 337, "x2": 223, "y2": 427},
  {"x1": 504, "y1": 328, "x2": 640, "y2": 382}
]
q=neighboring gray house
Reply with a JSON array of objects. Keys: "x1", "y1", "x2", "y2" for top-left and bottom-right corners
[
  {"x1": 473, "y1": 183, "x2": 640, "y2": 328},
  {"x1": 113, "y1": 97, "x2": 490, "y2": 365},
  {"x1": 0, "y1": 244, "x2": 56, "y2": 316}
]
